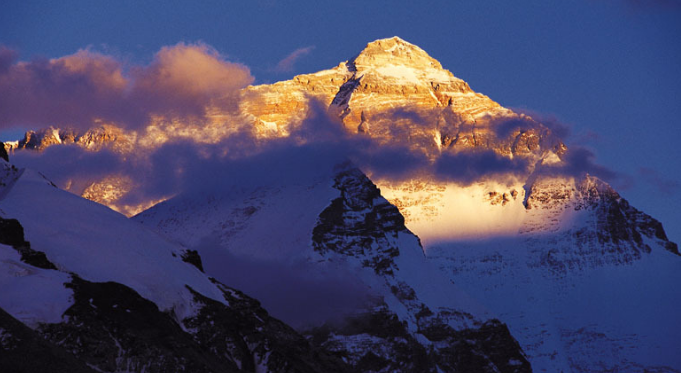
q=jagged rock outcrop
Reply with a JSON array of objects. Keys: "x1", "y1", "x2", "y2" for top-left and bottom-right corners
[
  {"x1": 0, "y1": 217, "x2": 57, "y2": 270},
  {"x1": 309, "y1": 167, "x2": 531, "y2": 373},
  {"x1": 0, "y1": 142, "x2": 8, "y2": 162},
  {"x1": 34, "y1": 275, "x2": 350, "y2": 373},
  {"x1": 4, "y1": 36, "x2": 679, "y2": 372},
  {"x1": 11, "y1": 125, "x2": 134, "y2": 153},
  {"x1": 313, "y1": 167, "x2": 405, "y2": 274},
  {"x1": 185, "y1": 282, "x2": 350, "y2": 373},
  {"x1": 38, "y1": 276, "x2": 239, "y2": 373},
  {"x1": 0, "y1": 307, "x2": 98, "y2": 373},
  {"x1": 135, "y1": 160, "x2": 532, "y2": 372},
  {"x1": 240, "y1": 37, "x2": 561, "y2": 159}
]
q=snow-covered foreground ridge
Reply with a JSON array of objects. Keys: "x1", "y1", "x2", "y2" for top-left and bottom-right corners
[{"x1": 0, "y1": 160, "x2": 358, "y2": 373}]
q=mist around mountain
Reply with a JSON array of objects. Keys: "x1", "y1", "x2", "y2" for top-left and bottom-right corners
[{"x1": 1, "y1": 37, "x2": 679, "y2": 372}]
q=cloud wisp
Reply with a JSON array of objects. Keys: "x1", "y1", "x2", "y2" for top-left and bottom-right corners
[
  {"x1": 273, "y1": 46, "x2": 315, "y2": 73},
  {"x1": 0, "y1": 43, "x2": 253, "y2": 130}
]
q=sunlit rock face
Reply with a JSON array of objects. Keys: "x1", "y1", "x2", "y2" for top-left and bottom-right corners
[
  {"x1": 8, "y1": 125, "x2": 135, "y2": 153},
  {"x1": 6, "y1": 36, "x2": 557, "y2": 158},
  {"x1": 240, "y1": 37, "x2": 556, "y2": 157},
  {"x1": 8, "y1": 36, "x2": 564, "y2": 215}
]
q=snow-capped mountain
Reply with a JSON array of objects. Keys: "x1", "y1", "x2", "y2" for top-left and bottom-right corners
[
  {"x1": 3, "y1": 36, "x2": 679, "y2": 372},
  {"x1": 137, "y1": 38, "x2": 678, "y2": 372}
]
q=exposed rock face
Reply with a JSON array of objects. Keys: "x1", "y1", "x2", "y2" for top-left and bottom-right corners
[
  {"x1": 0, "y1": 165, "x2": 352, "y2": 373},
  {"x1": 12, "y1": 125, "x2": 135, "y2": 153},
  {"x1": 240, "y1": 37, "x2": 559, "y2": 159},
  {"x1": 35, "y1": 276, "x2": 350, "y2": 373},
  {"x1": 6, "y1": 39, "x2": 559, "y2": 160},
  {"x1": 185, "y1": 282, "x2": 350, "y2": 373},
  {"x1": 0, "y1": 142, "x2": 8, "y2": 162},
  {"x1": 309, "y1": 167, "x2": 531, "y2": 373},
  {"x1": 0, "y1": 217, "x2": 57, "y2": 270},
  {"x1": 3, "y1": 36, "x2": 679, "y2": 372},
  {"x1": 0, "y1": 307, "x2": 97, "y2": 373},
  {"x1": 312, "y1": 167, "x2": 405, "y2": 274},
  {"x1": 38, "y1": 276, "x2": 238, "y2": 373},
  {"x1": 523, "y1": 175, "x2": 679, "y2": 271},
  {"x1": 134, "y1": 159, "x2": 533, "y2": 372},
  {"x1": 310, "y1": 307, "x2": 531, "y2": 373}
]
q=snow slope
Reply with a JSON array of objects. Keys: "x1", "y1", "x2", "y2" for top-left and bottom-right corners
[
  {"x1": 414, "y1": 175, "x2": 681, "y2": 372},
  {"x1": 0, "y1": 159, "x2": 356, "y2": 373},
  {"x1": 0, "y1": 245, "x2": 72, "y2": 327},
  {"x1": 431, "y1": 235, "x2": 681, "y2": 372},
  {"x1": 0, "y1": 165, "x2": 227, "y2": 323}
]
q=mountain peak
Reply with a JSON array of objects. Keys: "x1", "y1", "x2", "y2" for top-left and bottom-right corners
[{"x1": 349, "y1": 36, "x2": 444, "y2": 72}]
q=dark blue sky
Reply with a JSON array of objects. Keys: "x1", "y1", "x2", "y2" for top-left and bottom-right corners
[{"x1": 1, "y1": 0, "x2": 680, "y2": 242}]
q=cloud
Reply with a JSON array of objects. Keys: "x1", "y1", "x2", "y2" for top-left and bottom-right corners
[
  {"x1": 10, "y1": 144, "x2": 125, "y2": 194},
  {"x1": 0, "y1": 43, "x2": 253, "y2": 130},
  {"x1": 489, "y1": 109, "x2": 625, "y2": 184},
  {"x1": 0, "y1": 46, "x2": 17, "y2": 74},
  {"x1": 195, "y1": 235, "x2": 374, "y2": 329},
  {"x1": 131, "y1": 43, "x2": 253, "y2": 117},
  {"x1": 496, "y1": 109, "x2": 571, "y2": 140},
  {"x1": 0, "y1": 49, "x2": 128, "y2": 130},
  {"x1": 536, "y1": 145, "x2": 620, "y2": 183},
  {"x1": 6, "y1": 92, "x2": 625, "y2": 217},
  {"x1": 434, "y1": 150, "x2": 531, "y2": 184},
  {"x1": 274, "y1": 46, "x2": 315, "y2": 73}
]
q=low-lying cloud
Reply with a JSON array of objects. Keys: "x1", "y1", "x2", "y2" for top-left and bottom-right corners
[
  {"x1": 0, "y1": 42, "x2": 252, "y2": 130},
  {"x1": 434, "y1": 150, "x2": 532, "y2": 184},
  {"x1": 11, "y1": 144, "x2": 126, "y2": 194},
  {"x1": 195, "y1": 235, "x2": 375, "y2": 329},
  {"x1": 496, "y1": 109, "x2": 571, "y2": 140},
  {"x1": 8, "y1": 97, "x2": 621, "y2": 211},
  {"x1": 536, "y1": 145, "x2": 620, "y2": 182}
]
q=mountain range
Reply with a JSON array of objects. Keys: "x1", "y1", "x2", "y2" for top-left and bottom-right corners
[{"x1": 1, "y1": 37, "x2": 679, "y2": 373}]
